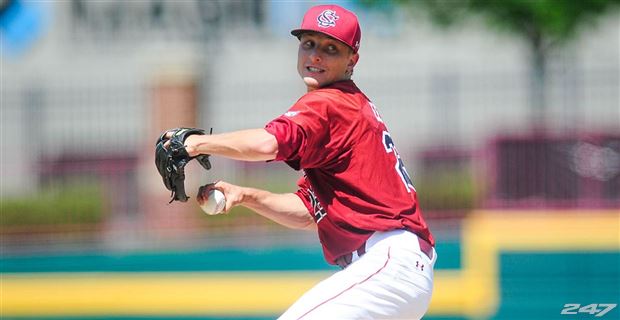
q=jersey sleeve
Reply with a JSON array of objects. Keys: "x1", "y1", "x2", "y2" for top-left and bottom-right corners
[
  {"x1": 264, "y1": 97, "x2": 336, "y2": 169},
  {"x1": 264, "y1": 117, "x2": 305, "y2": 170}
]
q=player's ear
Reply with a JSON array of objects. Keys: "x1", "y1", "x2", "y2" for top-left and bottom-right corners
[
  {"x1": 348, "y1": 52, "x2": 359, "y2": 68},
  {"x1": 346, "y1": 52, "x2": 359, "y2": 76}
]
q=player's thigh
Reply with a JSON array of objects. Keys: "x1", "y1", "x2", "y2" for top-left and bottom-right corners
[
  {"x1": 342, "y1": 245, "x2": 434, "y2": 319},
  {"x1": 385, "y1": 247, "x2": 434, "y2": 319},
  {"x1": 278, "y1": 262, "x2": 383, "y2": 319},
  {"x1": 279, "y1": 245, "x2": 433, "y2": 319}
]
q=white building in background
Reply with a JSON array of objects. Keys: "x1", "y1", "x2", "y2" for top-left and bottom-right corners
[{"x1": 2, "y1": 0, "x2": 619, "y2": 196}]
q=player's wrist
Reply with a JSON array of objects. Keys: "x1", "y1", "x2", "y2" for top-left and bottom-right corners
[
  {"x1": 184, "y1": 135, "x2": 203, "y2": 157},
  {"x1": 240, "y1": 187, "x2": 269, "y2": 209},
  {"x1": 239, "y1": 187, "x2": 256, "y2": 206}
]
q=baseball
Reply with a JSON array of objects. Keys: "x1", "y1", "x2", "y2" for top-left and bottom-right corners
[{"x1": 199, "y1": 189, "x2": 226, "y2": 215}]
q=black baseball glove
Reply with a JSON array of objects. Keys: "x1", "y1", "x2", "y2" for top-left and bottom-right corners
[{"x1": 155, "y1": 128, "x2": 212, "y2": 203}]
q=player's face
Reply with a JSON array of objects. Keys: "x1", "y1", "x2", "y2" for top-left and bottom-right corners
[{"x1": 297, "y1": 32, "x2": 359, "y2": 90}]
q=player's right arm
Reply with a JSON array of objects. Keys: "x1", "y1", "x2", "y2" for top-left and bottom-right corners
[{"x1": 205, "y1": 181, "x2": 316, "y2": 230}]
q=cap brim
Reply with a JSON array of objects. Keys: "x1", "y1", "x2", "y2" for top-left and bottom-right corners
[
  {"x1": 290, "y1": 29, "x2": 356, "y2": 52},
  {"x1": 291, "y1": 29, "x2": 309, "y2": 38}
]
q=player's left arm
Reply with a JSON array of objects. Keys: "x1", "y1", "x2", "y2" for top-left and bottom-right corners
[{"x1": 183, "y1": 128, "x2": 278, "y2": 161}]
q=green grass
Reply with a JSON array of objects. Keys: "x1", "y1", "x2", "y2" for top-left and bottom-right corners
[
  {"x1": 417, "y1": 170, "x2": 479, "y2": 211},
  {"x1": 0, "y1": 183, "x2": 103, "y2": 227}
]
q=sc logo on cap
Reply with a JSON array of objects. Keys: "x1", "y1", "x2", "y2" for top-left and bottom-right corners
[{"x1": 317, "y1": 9, "x2": 339, "y2": 28}]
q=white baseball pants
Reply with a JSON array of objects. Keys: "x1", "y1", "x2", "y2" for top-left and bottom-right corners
[{"x1": 278, "y1": 230, "x2": 436, "y2": 320}]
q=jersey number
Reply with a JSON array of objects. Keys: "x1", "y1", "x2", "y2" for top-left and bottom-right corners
[{"x1": 383, "y1": 131, "x2": 415, "y2": 193}]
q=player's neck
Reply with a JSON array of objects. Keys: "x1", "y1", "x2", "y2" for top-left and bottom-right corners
[{"x1": 305, "y1": 78, "x2": 353, "y2": 92}]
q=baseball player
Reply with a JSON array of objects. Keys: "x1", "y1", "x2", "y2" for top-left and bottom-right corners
[{"x1": 170, "y1": 4, "x2": 436, "y2": 319}]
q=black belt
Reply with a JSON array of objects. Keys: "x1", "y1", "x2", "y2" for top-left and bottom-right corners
[{"x1": 336, "y1": 234, "x2": 434, "y2": 269}]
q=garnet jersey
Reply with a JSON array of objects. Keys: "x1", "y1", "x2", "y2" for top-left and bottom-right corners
[{"x1": 265, "y1": 80, "x2": 434, "y2": 264}]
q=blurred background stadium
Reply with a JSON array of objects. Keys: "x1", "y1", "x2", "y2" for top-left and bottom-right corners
[{"x1": 1, "y1": 0, "x2": 618, "y2": 319}]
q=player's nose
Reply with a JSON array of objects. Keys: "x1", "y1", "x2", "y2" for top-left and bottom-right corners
[{"x1": 308, "y1": 49, "x2": 322, "y2": 62}]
